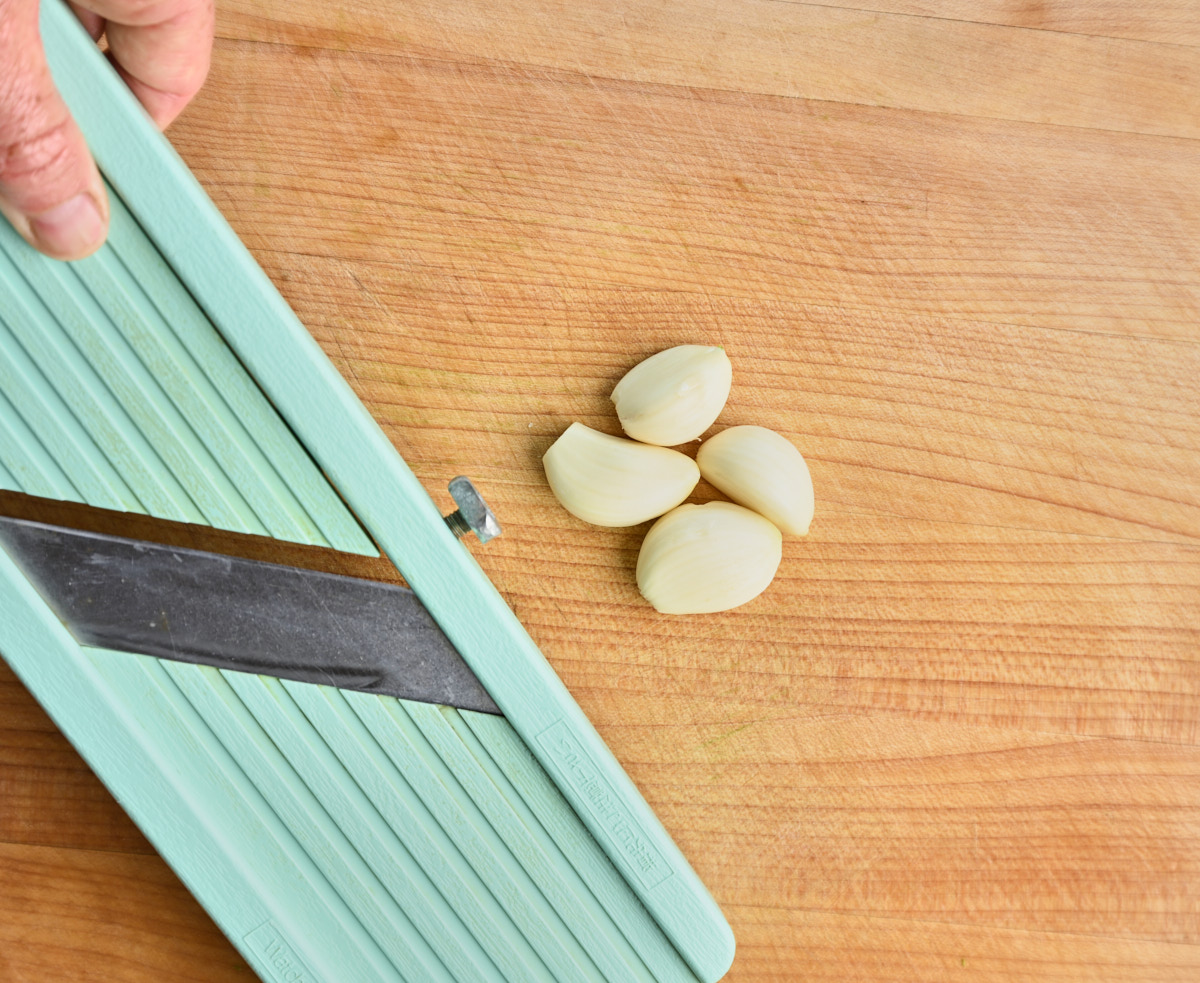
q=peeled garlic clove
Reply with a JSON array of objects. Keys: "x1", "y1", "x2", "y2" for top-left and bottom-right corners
[
  {"x1": 543, "y1": 422, "x2": 700, "y2": 527},
  {"x1": 637, "y1": 502, "x2": 782, "y2": 614},
  {"x1": 611, "y1": 345, "x2": 733, "y2": 446},
  {"x1": 696, "y1": 425, "x2": 814, "y2": 536}
]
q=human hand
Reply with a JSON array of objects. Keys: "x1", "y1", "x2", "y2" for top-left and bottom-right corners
[{"x1": 0, "y1": 0, "x2": 214, "y2": 260}]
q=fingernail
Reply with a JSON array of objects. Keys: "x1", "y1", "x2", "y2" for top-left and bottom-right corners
[{"x1": 29, "y1": 192, "x2": 106, "y2": 260}]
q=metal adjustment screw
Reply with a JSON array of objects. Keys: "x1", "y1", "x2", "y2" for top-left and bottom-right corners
[{"x1": 443, "y1": 476, "x2": 502, "y2": 544}]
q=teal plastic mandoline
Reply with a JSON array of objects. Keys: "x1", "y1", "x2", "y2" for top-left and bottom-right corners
[{"x1": 0, "y1": 3, "x2": 735, "y2": 982}]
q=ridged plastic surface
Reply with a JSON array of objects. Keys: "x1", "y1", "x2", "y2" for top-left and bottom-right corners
[
  {"x1": 1, "y1": 552, "x2": 708, "y2": 983},
  {"x1": 0, "y1": 193, "x2": 374, "y2": 555},
  {"x1": 171, "y1": 664, "x2": 698, "y2": 983}
]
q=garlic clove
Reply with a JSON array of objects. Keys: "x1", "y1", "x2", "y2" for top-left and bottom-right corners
[
  {"x1": 611, "y1": 345, "x2": 733, "y2": 446},
  {"x1": 696, "y1": 425, "x2": 814, "y2": 536},
  {"x1": 543, "y1": 422, "x2": 700, "y2": 527},
  {"x1": 637, "y1": 501, "x2": 782, "y2": 614}
]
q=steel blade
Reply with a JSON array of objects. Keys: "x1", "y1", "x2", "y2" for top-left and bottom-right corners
[{"x1": 0, "y1": 516, "x2": 501, "y2": 715}]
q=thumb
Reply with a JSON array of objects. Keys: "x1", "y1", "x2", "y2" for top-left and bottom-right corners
[{"x1": 0, "y1": 0, "x2": 109, "y2": 260}]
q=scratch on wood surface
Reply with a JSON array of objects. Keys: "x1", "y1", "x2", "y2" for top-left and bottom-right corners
[
  {"x1": 342, "y1": 262, "x2": 389, "y2": 320},
  {"x1": 700, "y1": 721, "x2": 759, "y2": 749}
]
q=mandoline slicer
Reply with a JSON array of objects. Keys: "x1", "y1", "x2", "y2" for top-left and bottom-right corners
[{"x1": 0, "y1": 3, "x2": 735, "y2": 982}]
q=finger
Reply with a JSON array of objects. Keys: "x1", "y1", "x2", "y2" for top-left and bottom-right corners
[
  {"x1": 0, "y1": 0, "x2": 109, "y2": 260},
  {"x1": 68, "y1": 2, "x2": 106, "y2": 42},
  {"x1": 80, "y1": 0, "x2": 214, "y2": 129}
]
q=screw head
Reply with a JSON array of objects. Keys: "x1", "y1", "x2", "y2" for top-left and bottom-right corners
[{"x1": 444, "y1": 476, "x2": 501, "y2": 544}]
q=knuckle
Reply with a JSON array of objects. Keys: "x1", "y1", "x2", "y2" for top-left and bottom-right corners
[
  {"x1": 109, "y1": 0, "x2": 212, "y2": 28},
  {"x1": 0, "y1": 114, "x2": 72, "y2": 183},
  {"x1": 0, "y1": 116, "x2": 87, "y2": 213},
  {"x1": 110, "y1": 0, "x2": 174, "y2": 25}
]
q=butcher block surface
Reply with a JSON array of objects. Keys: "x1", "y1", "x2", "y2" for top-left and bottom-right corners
[{"x1": 2, "y1": 1, "x2": 1199, "y2": 980}]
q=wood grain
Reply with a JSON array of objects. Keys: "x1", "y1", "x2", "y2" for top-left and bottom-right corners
[
  {"x1": 0, "y1": 841, "x2": 258, "y2": 983},
  {"x1": 784, "y1": 2, "x2": 1200, "y2": 47},
  {"x1": 0, "y1": 661, "x2": 150, "y2": 854},
  {"x1": 217, "y1": 0, "x2": 1200, "y2": 136},
  {"x1": 179, "y1": 44, "x2": 1200, "y2": 341},
  {"x1": 3, "y1": 1, "x2": 1199, "y2": 980}
]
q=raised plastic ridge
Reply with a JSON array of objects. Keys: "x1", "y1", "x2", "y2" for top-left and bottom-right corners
[{"x1": 30, "y1": 2, "x2": 735, "y2": 980}]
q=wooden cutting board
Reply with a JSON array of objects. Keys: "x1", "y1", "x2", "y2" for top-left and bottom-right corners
[{"x1": 2, "y1": 2, "x2": 1198, "y2": 980}]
